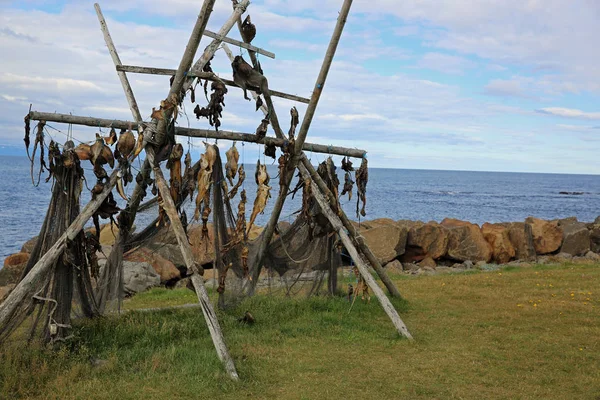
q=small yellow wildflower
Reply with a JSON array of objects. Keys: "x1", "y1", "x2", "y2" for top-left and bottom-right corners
[
  {"x1": 533, "y1": 303, "x2": 538, "y2": 307},
  {"x1": 579, "y1": 348, "x2": 583, "y2": 351},
  {"x1": 571, "y1": 293, "x2": 575, "y2": 297},
  {"x1": 549, "y1": 284, "x2": 554, "y2": 287},
  {"x1": 552, "y1": 294, "x2": 556, "y2": 297},
  {"x1": 517, "y1": 304, "x2": 523, "y2": 307}
]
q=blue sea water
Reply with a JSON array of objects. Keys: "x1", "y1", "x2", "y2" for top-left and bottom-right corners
[{"x1": 1, "y1": 155, "x2": 599, "y2": 265}]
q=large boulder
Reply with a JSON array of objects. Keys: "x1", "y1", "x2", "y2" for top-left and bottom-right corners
[
  {"x1": 559, "y1": 222, "x2": 590, "y2": 256},
  {"x1": 441, "y1": 219, "x2": 492, "y2": 263},
  {"x1": 4, "y1": 252, "x2": 30, "y2": 268},
  {"x1": 418, "y1": 256, "x2": 437, "y2": 269},
  {"x1": 123, "y1": 261, "x2": 160, "y2": 295},
  {"x1": 384, "y1": 259, "x2": 404, "y2": 274},
  {"x1": 360, "y1": 218, "x2": 396, "y2": 230},
  {"x1": 589, "y1": 224, "x2": 600, "y2": 253},
  {"x1": 402, "y1": 222, "x2": 448, "y2": 262},
  {"x1": 481, "y1": 223, "x2": 515, "y2": 264},
  {"x1": 20, "y1": 236, "x2": 39, "y2": 253},
  {"x1": 361, "y1": 224, "x2": 407, "y2": 264},
  {"x1": 501, "y1": 222, "x2": 536, "y2": 261},
  {"x1": 525, "y1": 217, "x2": 563, "y2": 255},
  {"x1": 124, "y1": 247, "x2": 181, "y2": 283},
  {"x1": 147, "y1": 243, "x2": 186, "y2": 269},
  {"x1": 99, "y1": 224, "x2": 120, "y2": 246},
  {"x1": 0, "y1": 253, "x2": 30, "y2": 286}
]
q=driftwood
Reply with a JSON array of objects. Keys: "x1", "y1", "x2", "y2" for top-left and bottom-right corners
[
  {"x1": 116, "y1": 65, "x2": 309, "y2": 104},
  {"x1": 28, "y1": 112, "x2": 366, "y2": 159}
]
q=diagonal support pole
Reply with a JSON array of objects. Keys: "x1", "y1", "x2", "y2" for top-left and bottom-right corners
[
  {"x1": 153, "y1": 163, "x2": 239, "y2": 379},
  {"x1": 247, "y1": 0, "x2": 354, "y2": 290},
  {"x1": 95, "y1": 3, "x2": 152, "y2": 311},
  {"x1": 97, "y1": 1, "x2": 239, "y2": 379}
]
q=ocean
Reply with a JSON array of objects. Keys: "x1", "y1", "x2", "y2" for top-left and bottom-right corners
[{"x1": 1, "y1": 155, "x2": 599, "y2": 265}]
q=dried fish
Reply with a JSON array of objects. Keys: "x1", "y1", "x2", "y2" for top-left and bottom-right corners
[
  {"x1": 247, "y1": 183, "x2": 271, "y2": 235},
  {"x1": 341, "y1": 156, "x2": 354, "y2": 172},
  {"x1": 289, "y1": 106, "x2": 299, "y2": 139},
  {"x1": 255, "y1": 118, "x2": 269, "y2": 139},
  {"x1": 225, "y1": 142, "x2": 240, "y2": 185},
  {"x1": 341, "y1": 171, "x2": 354, "y2": 200},
  {"x1": 264, "y1": 143, "x2": 276, "y2": 159},
  {"x1": 194, "y1": 80, "x2": 227, "y2": 130},
  {"x1": 104, "y1": 128, "x2": 117, "y2": 146},
  {"x1": 228, "y1": 164, "x2": 245, "y2": 199},
  {"x1": 255, "y1": 159, "x2": 269, "y2": 186},
  {"x1": 355, "y1": 158, "x2": 368, "y2": 217},
  {"x1": 240, "y1": 15, "x2": 256, "y2": 43}
]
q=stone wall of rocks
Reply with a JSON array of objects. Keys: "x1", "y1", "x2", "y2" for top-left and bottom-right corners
[
  {"x1": 357, "y1": 216, "x2": 600, "y2": 273},
  {"x1": 2, "y1": 216, "x2": 599, "y2": 299}
]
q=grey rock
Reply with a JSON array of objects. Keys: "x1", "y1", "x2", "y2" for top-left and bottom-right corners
[
  {"x1": 559, "y1": 222, "x2": 590, "y2": 256},
  {"x1": 463, "y1": 260, "x2": 474, "y2": 269},
  {"x1": 554, "y1": 252, "x2": 573, "y2": 261},
  {"x1": 585, "y1": 251, "x2": 600, "y2": 261},
  {"x1": 403, "y1": 262, "x2": 419, "y2": 272},
  {"x1": 123, "y1": 261, "x2": 160, "y2": 295}
]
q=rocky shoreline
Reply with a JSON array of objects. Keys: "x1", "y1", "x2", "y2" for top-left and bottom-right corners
[{"x1": 2, "y1": 216, "x2": 599, "y2": 298}]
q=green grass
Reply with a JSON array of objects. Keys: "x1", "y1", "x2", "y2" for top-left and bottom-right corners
[{"x1": 1, "y1": 263, "x2": 599, "y2": 399}]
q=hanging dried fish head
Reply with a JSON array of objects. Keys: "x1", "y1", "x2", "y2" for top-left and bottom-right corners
[{"x1": 241, "y1": 15, "x2": 256, "y2": 43}]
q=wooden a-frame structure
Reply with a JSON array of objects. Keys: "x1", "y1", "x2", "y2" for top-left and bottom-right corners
[{"x1": 0, "y1": 0, "x2": 412, "y2": 380}]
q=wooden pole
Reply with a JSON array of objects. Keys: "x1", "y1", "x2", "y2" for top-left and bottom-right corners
[
  {"x1": 147, "y1": 0, "x2": 216, "y2": 146},
  {"x1": 203, "y1": 29, "x2": 275, "y2": 58},
  {"x1": 305, "y1": 174, "x2": 413, "y2": 340},
  {"x1": 0, "y1": 172, "x2": 120, "y2": 328},
  {"x1": 116, "y1": 65, "x2": 309, "y2": 104},
  {"x1": 153, "y1": 164, "x2": 239, "y2": 380},
  {"x1": 182, "y1": 0, "x2": 249, "y2": 94},
  {"x1": 28, "y1": 112, "x2": 366, "y2": 159},
  {"x1": 95, "y1": 3, "x2": 152, "y2": 312},
  {"x1": 298, "y1": 157, "x2": 402, "y2": 298},
  {"x1": 247, "y1": 0, "x2": 354, "y2": 289}
]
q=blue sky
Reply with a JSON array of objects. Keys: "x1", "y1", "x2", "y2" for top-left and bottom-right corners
[{"x1": 0, "y1": 0, "x2": 599, "y2": 174}]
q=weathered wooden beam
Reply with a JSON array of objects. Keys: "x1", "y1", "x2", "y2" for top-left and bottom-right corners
[
  {"x1": 95, "y1": 3, "x2": 143, "y2": 122},
  {"x1": 28, "y1": 112, "x2": 366, "y2": 159},
  {"x1": 0, "y1": 171, "x2": 120, "y2": 329},
  {"x1": 248, "y1": 0, "x2": 354, "y2": 289},
  {"x1": 116, "y1": 65, "x2": 310, "y2": 104},
  {"x1": 303, "y1": 170, "x2": 413, "y2": 340},
  {"x1": 182, "y1": 0, "x2": 249, "y2": 95},
  {"x1": 146, "y1": 0, "x2": 216, "y2": 147},
  {"x1": 153, "y1": 162, "x2": 239, "y2": 380},
  {"x1": 203, "y1": 29, "x2": 275, "y2": 59}
]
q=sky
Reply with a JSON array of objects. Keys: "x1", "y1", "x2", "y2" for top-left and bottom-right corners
[{"x1": 0, "y1": 0, "x2": 599, "y2": 174}]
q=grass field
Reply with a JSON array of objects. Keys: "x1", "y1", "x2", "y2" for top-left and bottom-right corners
[{"x1": 1, "y1": 263, "x2": 599, "y2": 399}]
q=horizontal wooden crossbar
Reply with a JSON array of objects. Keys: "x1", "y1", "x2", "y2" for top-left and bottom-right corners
[
  {"x1": 203, "y1": 29, "x2": 275, "y2": 59},
  {"x1": 29, "y1": 111, "x2": 367, "y2": 158},
  {"x1": 117, "y1": 65, "x2": 310, "y2": 104}
]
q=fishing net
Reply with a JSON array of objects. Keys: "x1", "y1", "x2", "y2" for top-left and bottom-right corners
[{"x1": 0, "y1": 139, "x2": 100, "y2": 344}]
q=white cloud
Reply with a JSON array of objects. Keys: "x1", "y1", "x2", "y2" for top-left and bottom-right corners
[{"x1": 536, "y1": 107, "x2": 600, "y2": 120}]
